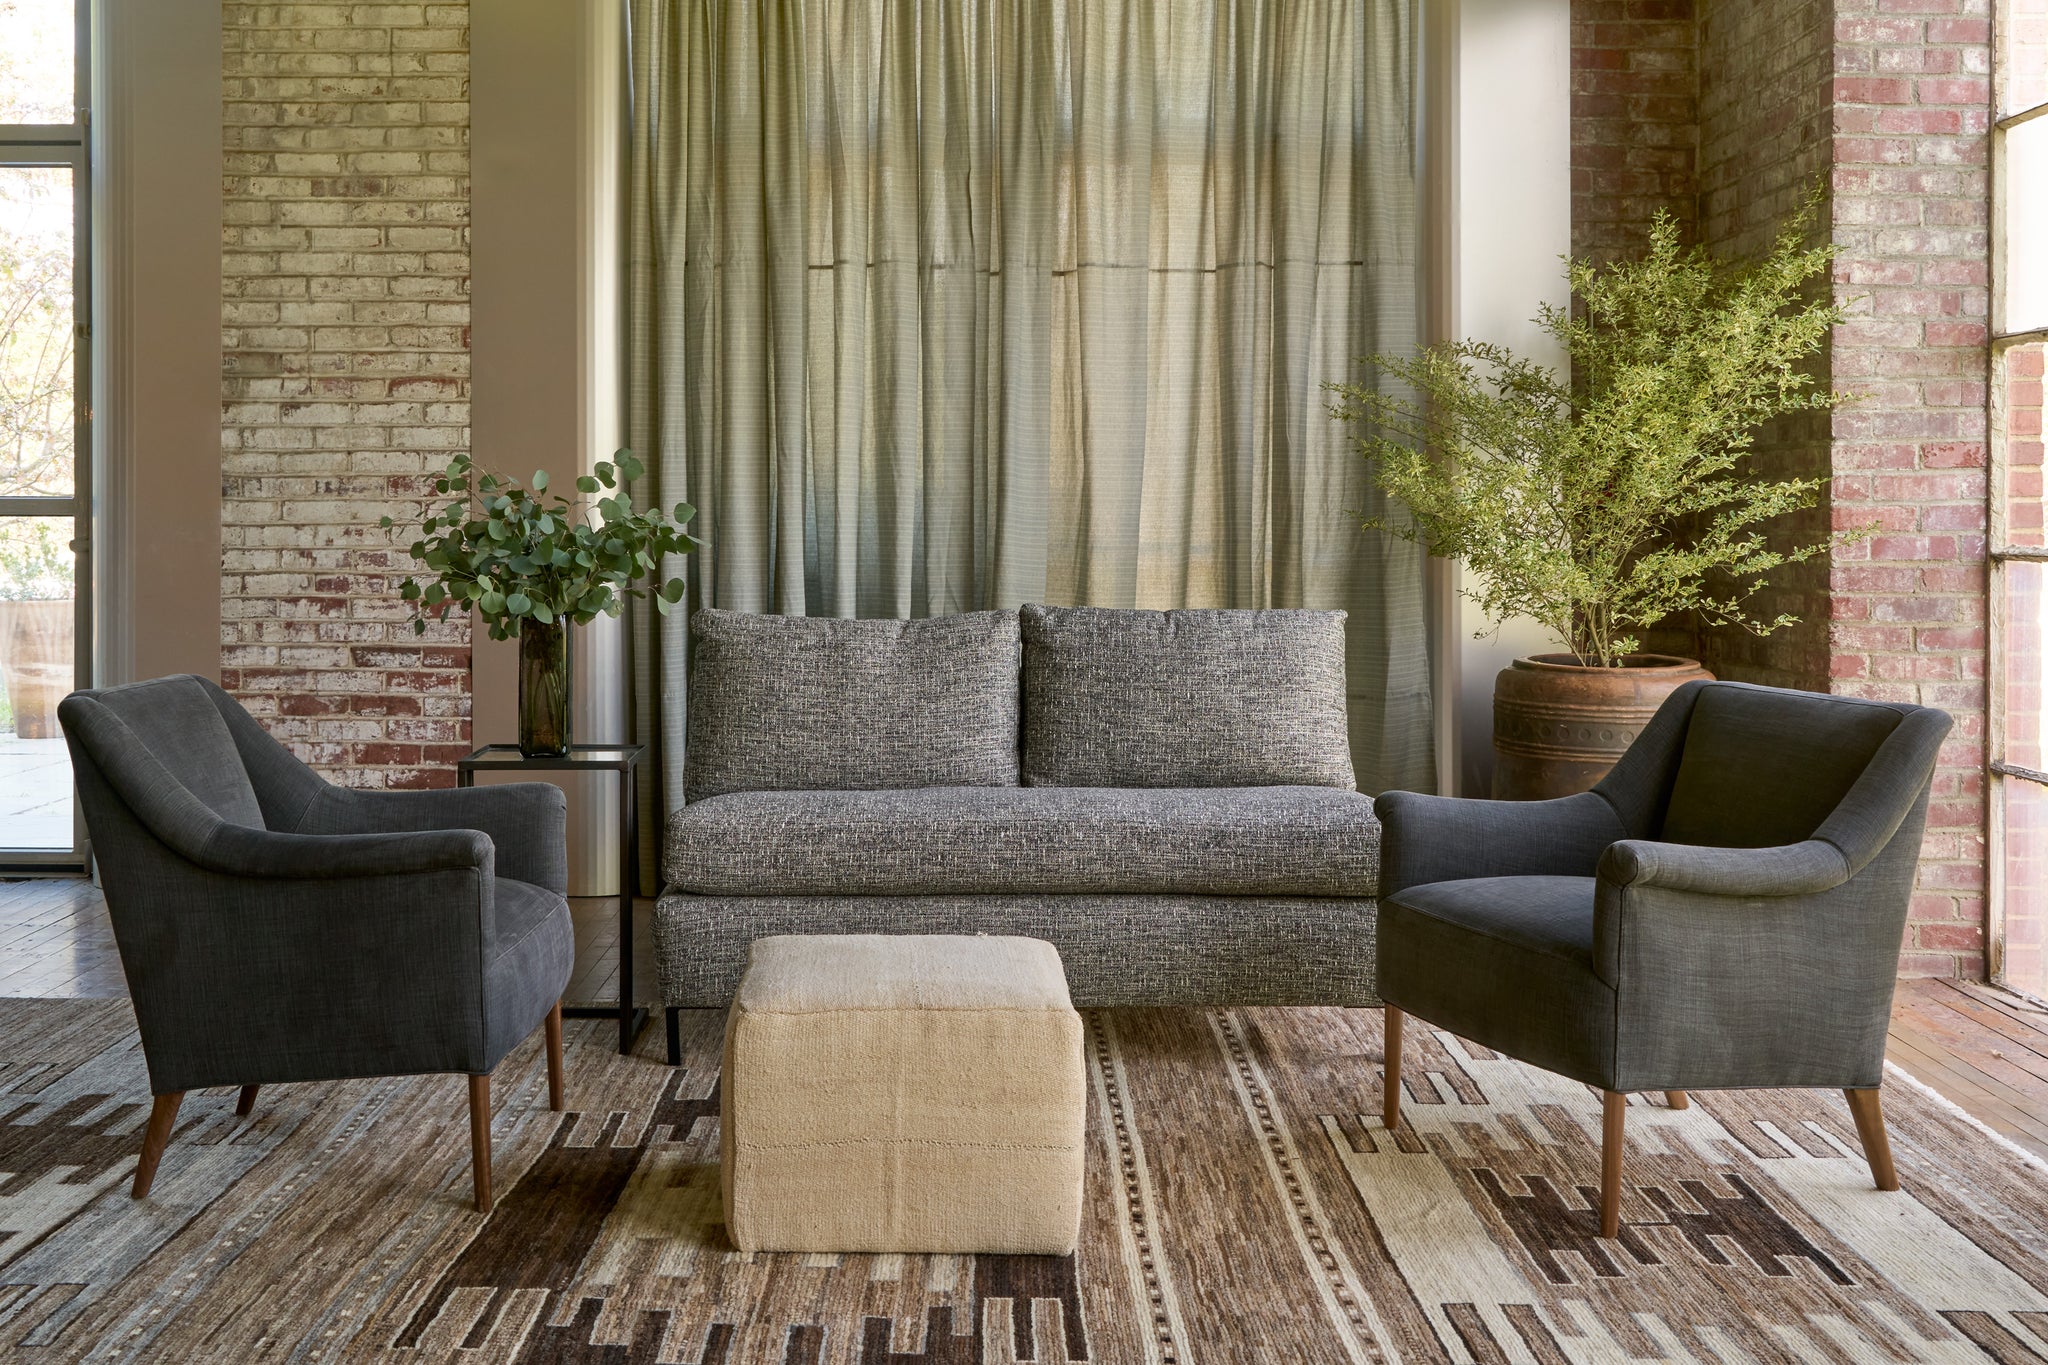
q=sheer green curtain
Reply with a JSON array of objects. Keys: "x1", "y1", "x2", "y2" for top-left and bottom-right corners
[{"x1": 626, "y1": 0, "x2": 1432, "y2": 866}]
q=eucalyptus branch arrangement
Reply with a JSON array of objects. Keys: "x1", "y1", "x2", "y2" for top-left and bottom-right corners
[
  {"x1": 1332, "y1": 194, "x2": 1858, "y2": 667},
  {"x1": 381, "y1": 449, "x2": 699, "y2": 640}
]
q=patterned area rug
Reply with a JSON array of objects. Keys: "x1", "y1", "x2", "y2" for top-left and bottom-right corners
[{"x1": 5, "y1": 998, "x2": 2048, "y2": 1363}]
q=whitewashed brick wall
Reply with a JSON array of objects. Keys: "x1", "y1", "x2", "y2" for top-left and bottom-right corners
[{"x1": 220, "y1": 2, "x2": 472, "y2": 788}]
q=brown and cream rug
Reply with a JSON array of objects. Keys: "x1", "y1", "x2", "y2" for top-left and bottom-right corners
[{"x1": 4, "y1": 998, "x2": 2048, "y2": 1363}]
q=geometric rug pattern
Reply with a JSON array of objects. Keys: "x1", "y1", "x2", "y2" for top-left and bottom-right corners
[{"x1": 4, "y1": 997, "x2": 2048, "y2": 1362}]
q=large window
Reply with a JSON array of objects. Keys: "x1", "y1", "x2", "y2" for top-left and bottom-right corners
[
  {"x1": 0, "y1": 0, "x2": 88, "y2": 864},
  {"x1": 1991, "y1": 0, "x2": 2048, "y2": 992}
]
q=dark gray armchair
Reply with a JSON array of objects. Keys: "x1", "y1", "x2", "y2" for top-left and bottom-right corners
[
  {"x1": 59, "y1": 675, "x2": 574, "y2": 1213},
  {"x1": 1374, "y1": 680, "x2": 1952, "y2": 1238}
]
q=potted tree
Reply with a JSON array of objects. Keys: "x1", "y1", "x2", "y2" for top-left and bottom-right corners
[
  {"x1": 383, "y1": 450, "x2": 699, "y2": 756},
  {"x1": 0, "y1": 519, "x2": 72, "y2": 739},
  {"x1": 1333, "y1": 201, "x2": 1854, "y2": 798}
]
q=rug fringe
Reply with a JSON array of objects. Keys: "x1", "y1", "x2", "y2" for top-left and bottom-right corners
[{"x1": 1884, "y1": 1059, "x2": 2048, "y2": 1174}]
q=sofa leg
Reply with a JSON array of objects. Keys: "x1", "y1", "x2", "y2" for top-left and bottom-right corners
[
  {"x1": 666, "y1": 1007, "x2": 682, "y2": 1067},
  {"x1": 1600, "y1": 1091, "x2": 1626, "y2": 1238},
  {"x1": 1845, "y1": 1087, "x2": 1900, "y2": 1191},
  {"x1": 544, "y1": 1000, "x2": 564, "y2": 1113},
  {"x1": 1381, "y1": 1006, "x2": 1403, "y2": 1130},
  {"x1": 1664, "y1": 1090, "x2": 1689, "y2": 1110},
  {"x1": 468, "y1": 1074, "x2": 493, "y2": 1214},
  {"x1": 236, "y1": 1084, "x2": 260, "y2": 1117},
  {"x1": 133, "y1": 1092, "x2": 184, "y2": 1198}
]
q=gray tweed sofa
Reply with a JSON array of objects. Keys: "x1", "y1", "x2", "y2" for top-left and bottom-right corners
[{"x1": 652, "y1": 604, "x2": 1382, "y2": 1052}]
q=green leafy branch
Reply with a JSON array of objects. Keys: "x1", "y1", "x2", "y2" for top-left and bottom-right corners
[
  {"x1": 381, "y1": 449, "x2": 699, "y2": 641},
  {"x1": 1331, "y1": 190, "x2": 1863, "y2": 667}
]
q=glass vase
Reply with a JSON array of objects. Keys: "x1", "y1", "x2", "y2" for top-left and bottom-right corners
[{"x1": 518, "y1": 617, "x2": 571, "y2": 757}]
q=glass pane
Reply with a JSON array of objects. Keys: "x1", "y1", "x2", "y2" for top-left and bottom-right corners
[
  {"x1": 0, "y1": 164, "x2": 74, "y2": 496},
  {"x1": 0, "y1": 0, "x2": 75, "y2": 125},
  {"x1": 2005, "y1": 0, "x2": 2048, "y2": 119},
  {"x1": 0, "y1": 515, "x2": 73, "y2": 849},
  {"x1": 2003, "y1": 775, "x2": 2048, "y2": 998},
  {"x1": 2007, "y1": 116, "x2": 2048, "y2": 336},
  {"x1": 2007, "y1": 558, "x2": 2048, "y2": 771},
  {"x1": 2003, "y1": 341, "x2": 2046, "y2": 548}
]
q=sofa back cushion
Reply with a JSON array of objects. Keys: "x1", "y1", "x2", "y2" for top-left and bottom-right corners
[
  {"x1": 1020, "y1": 605, "x2": 1355, "y2": 788},
  {"x1": 685, "y1": 608, "x2": 1022, "y2": 801}
]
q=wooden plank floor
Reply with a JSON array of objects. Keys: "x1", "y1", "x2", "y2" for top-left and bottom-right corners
[
  {"x1": 1890, "y1": 977, "x2": 2048, "y2": 1163},
  {"x1": 4, "y1": 878, "x2": 2047, "y2": 1159}
]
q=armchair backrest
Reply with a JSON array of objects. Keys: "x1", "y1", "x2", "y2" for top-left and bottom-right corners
[
  {"x1": 67, "y1": 676, "x2": 267, "y2": 828},
  {"x1": 1659, "y1": 684, "x2": 1905, "y2": 848}
]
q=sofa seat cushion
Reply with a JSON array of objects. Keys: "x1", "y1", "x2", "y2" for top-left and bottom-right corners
[{"x1": 664, "y1": 786, "x2": 1380, "y2": 897}]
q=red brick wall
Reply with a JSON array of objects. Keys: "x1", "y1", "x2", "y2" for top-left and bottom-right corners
[
  {"x1": 1572, "y1": 0, "x2": 1699, "y2": 265},
  {"x1": 1694, "y1": 0, "x2": 1836, "y2": 693},
  {"x1": 1570, "y1": 0, "x2": 1994, "y2": 976},
  {"x1": 219, "y1": 2, "x2": 473, "y2": 790},
  {"x1": 1827, "y1": 0, "x2": 1991, "y2": 975}
]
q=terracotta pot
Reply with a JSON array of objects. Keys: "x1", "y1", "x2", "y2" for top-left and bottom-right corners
[
  {"x1": 1491, "y1": 653, "x2": 1713, "y2": 801},
  {"x1": 0, "y1": 600, "x2": 73, "y2": 740}
]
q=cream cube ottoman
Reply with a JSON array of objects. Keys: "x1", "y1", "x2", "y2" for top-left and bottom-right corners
[{"x1": 721, "y1": 933, "x2": 1086, "y2": 1255}]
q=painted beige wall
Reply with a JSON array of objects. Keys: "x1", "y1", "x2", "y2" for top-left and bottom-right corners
[
  {"x1": 471, "y1": 0, "x2": 628, "y2": 894},
  {"x1": 94, "y1": 0, "x2": 223, "y2": 685},
  {"x1": 1442, "y1": 0, "x2": 1573, "y2": 796}
]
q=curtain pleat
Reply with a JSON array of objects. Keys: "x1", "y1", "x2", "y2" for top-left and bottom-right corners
[{"x1": 627, "y1": 0, "x2": 1432, "y2": 879}]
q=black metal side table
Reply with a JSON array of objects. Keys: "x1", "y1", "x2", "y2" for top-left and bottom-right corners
[{"x1": 456, "y1": 744, "x2": 647, "y2": 1055}]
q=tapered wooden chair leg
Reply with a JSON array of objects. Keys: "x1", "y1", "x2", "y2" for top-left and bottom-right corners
[
  {"x1": 235, "y1": 1085, "x2": 259, "y2": 1117},
  {"x1": 133, "y1": 1092, "x2": 185, "y2": 1198},
  {"x1": 1600, "y1": 1091, "x2": 1627, "y2": 1238},
  {"x1": 1845, "y1": 1087, "x2": 1900, "y2": 1191},
  {"x1": 544, "y1": 1000, "x2": 564, "y2": 1113},
  {"x1": 1382, "y1": 1007, "x2": 1404, "y2": 1130},
  {"x1": 1665, "y1": 1090, "x2": 1689, "y2": 1110},
  {"x1": 468, "y1": 1074, "x2": 493, "y2": 1214},
  {"x1": 665, "y1": 1007, "x2": 683, "y2": 1067}
]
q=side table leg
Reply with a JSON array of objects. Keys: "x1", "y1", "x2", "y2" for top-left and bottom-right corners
[{"x1": 617, "y1": 765, "x2": 642, "y2": 1056}]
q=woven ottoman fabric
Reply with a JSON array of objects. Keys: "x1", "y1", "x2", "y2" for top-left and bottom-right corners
[
  {"x1": 1019, "y1": 603, "x2": 1355, "y2": 789},
  {"x1": 721, "y1": 934, "x2": 1086, "y2": 1255}
]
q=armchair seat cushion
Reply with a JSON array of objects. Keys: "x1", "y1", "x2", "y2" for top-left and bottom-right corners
[
  {"x1": 664, "y1": 786, "x2": 1380, "y2": 897},
  {"x1": 1378, "y1": 876, "x2": 1615, "y2": 1088},
  {"x1": 483, "y1": 878, "x2": 575, "y2": 1064}
]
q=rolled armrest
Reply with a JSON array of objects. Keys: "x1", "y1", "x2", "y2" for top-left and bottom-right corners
[
  {"x1": 194, "y1": 823, "x2": 494, "y2": 881},
  {"x1": 303, "y1": 783, "x2": 567, "y2": 892},
  {"x1": 1375, "y1": 788, "x2": 1627, "y2": 897},
  {"x1": 1598, "y1": 838, "x2": 1851, "y2": 898}
]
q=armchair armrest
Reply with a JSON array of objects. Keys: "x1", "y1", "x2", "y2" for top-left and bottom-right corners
[
  {"x1": 61, "y1": 697, "x2": 495, "y2": 883},
  {"x1": 1598, "y1": 839, "x2": 1852, "y2": 899},
  {"x1": 301, "y1": 783, "x2": 567, "y2": 892},
  {"x1": 1375, "y1": 789, "x2": 1628, "y2": 897},
  {"x1": 195, "y1": 822, "x2": 494, "y2": 881}
]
